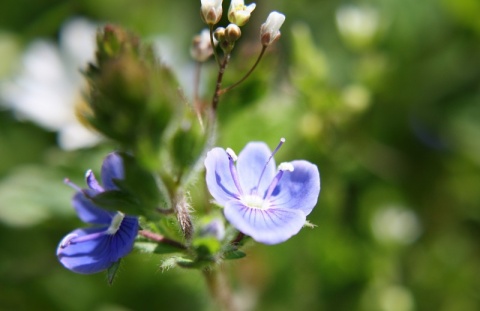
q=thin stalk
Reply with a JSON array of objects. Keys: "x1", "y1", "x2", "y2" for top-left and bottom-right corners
[
  {"x1": 210, "y1": 25, "x2": 221, "y2": 67},
  {"x1": 138, "y1": 230, "x2": 186, "y2": 250},
  {"x1": 203, "y1": 268, "x2": 237, "y2": 311},
  {"x1": 212, "y1": 53, "x2": 231, "y2": 111},
  {"x1": 218, "y1": 45, "x2": 267, "y2": 96}
]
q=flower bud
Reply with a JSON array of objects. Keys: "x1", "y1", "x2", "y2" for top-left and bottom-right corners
[
  {"x1": 225, "y1": 23, "x2": 242, "y2": 43},
  {"x1": 191, "y1": 29, "x2": 216, "y2": 62},
  {"x1": 201, "y1": 0, "x2": 223, "y2": 26},
  {"x1": 228, "y1": 0, "x2": 256, "y2": 26},
  {"x1": 260, "y1": 11, "x2": 286, "y2": 46},
  {"x1": 214, "y1": 27, "x2": 226, "y2": 42}
]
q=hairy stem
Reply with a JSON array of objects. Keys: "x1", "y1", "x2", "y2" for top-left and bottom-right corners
[
  {"x1": 203, "y1": 268, "x2": 237, "y2": 311},
  {"x1": 138, "y1": 230, "x2": 186, "y2": 250},
  {"x1": 212, "y1": 54, "x2": 231, "y2": 111}
]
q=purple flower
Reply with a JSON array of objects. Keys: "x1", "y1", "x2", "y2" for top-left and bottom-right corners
[
  {"x1": 57, "y1": 153, "x2": 139, "y2": 274},
  {"x1": 204, "y1": 139, "x2": 320, "y2": 244}
]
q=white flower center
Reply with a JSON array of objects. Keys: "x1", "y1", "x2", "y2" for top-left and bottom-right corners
[{"x1": 241, "y1": 194, "x2": 266, "y2": 209}]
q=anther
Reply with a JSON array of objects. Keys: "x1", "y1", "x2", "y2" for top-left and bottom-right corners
[{"x1": 60, "y1": 233, "x2": 79, "y2": 248}]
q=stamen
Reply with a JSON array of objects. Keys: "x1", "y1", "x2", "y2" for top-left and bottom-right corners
[
  {"x1": 106, "y1": 212, "x2": 125, "y2": 234},
  {"x1": 64, "y1": 178, "x2": 82, "y2": 192},
  {"x1": 263, "y1": 162, "x2": 294, "y2": 201},
  {"x1": 226, "y1": 148, "x2": 244, "y2": 195},
  {"x1": 60, "y1": 233, "x2": 79, "y2": 248},
  {"x1": 70, "y1": 231, "x2": 106, "y2": 244},
  {"x1": 255, "y1": 138, "x2": 286, "y2": 194}
]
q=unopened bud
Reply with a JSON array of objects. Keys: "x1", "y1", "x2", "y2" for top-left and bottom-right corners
[
  {"x1": 228, "y1": 0, "x2": 256, "y2": 26},
  {"x1": 225, "y1": 24, "x2": 242, "y2": 43},
  {"x1": 201, "y1": 0, "x2": 223, "y2": 26},
  {"x1": 260, "y1": 11, "x2": 285, "y2": 46},
  {"x1": 214, "y1": 27, "x2": 226, "y2": 42}
]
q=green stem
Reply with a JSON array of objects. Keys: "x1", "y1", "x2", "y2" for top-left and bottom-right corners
[
  {"x1": 218, "y1": 46, "x2": 267, "y2": 96},
  {"x1": 203, "y1": 268, "x2": 237, "y2": 311},
  {"x1": 138, "y1": 230, "x2": 186, "y2": 250}
]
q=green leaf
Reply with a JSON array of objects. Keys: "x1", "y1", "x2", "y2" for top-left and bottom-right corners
[
  {"x1": 223, "y1": 248, "x2": 246, "y2": 260},
  {"x1": 91, "y1": 190, "x2": 141, "y2": 215},
  {"x1": 107, "y1": 259, "x2": 121, "y2": 285}
]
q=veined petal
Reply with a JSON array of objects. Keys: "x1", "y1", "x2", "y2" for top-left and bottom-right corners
[
  {"x1": 56, "y1": 216, "x2": 138, "y2": 274},
  {"x1": 72, "y1": 192, "x2": 114, "y2": 225},
  {"x1": 269, "y1": 160, "x2": 320, "y2": 215},
  {"x1": 56, "y1": 227, "x2": 113, "y2": 274},
  {"x1": 205, "y1": 147, "x2": 241, "y2": 206},
  {"x1": 108, "y1": 216, "x2": 139, "y2": 260},
  {"x1": 101, "y1": 152, "x2": 124, "y2": 191},
  {"x1": 224, "y1": 201, "x2": 306, "y2": 245},
  {"x1": 237, "y1": 142, "x2": 276, "y2": 195}
]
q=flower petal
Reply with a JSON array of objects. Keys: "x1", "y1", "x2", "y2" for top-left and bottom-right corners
[
  {"x1": 73, "y1": 192, "x2": 114, "y2": 225},
  {"x1": 56, "y1": 216, "x2": 138, "y2": 274},
  {"x1": 101, "y1": 152, "x2": 124, "y2": 191},
  {"x1": 56, "y1": 227, "x2": 113, "y2": 274},
  {"x1": 205, "y1": 147, "x2": 240, "y2": 205},
  {"x1": 224, "y1": 201, "x2": 306, "y2": 245},
  {"x1": 269, "y1": 160, "x2": 320, "y2": 215},
  {"x1": 237, "y1": 142, "x2": 276, "y2": 195},
  {"x1": 85, "y1": 170, "x2": 104, "y2": 192}
]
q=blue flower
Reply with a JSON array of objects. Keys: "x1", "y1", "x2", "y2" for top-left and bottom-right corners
[
  {"x1": 57, "y1": 153, "x2": 139, "y2": 274},
  {"x1": 204, "y1": 139, "x2": 320, "y2": 245}
]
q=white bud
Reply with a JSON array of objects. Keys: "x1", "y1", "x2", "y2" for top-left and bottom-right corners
[
  {"x1": 201, "y1": 0, "x2": 223, "y2": 25},
  {"x1": 260, "y1": 11, "x2": 286, "y2": 46},
  {"x1": 228, "y1": 0, "x2": 256, "y2": 26}
]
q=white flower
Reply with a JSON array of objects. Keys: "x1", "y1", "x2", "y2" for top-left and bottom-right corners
[
  {"x1": 201, "y1": 0, "x2": 223, "y2": 25},
  {"x1": 260, "y1": 11, "x2": 286, "y2": 46},
  {"x1": 0, "y1": 17, "x2": 102, "y2": 150},
  {"x1": 228, "y1": 0, "x2": 256, "y2": 26},
  {"x1": 190, "y1": 29, "x2": 217, "y2": 62}
]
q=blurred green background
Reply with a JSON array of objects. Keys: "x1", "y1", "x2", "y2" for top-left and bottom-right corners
[{"x1": 1, "y1": 0, "x2": 480, "y2": 310}]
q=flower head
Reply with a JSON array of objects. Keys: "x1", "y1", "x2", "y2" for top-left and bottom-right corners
[
  {"x1": 201, "y1": 0, "x2": 223, "y2": 26},
  {"x1": 228, "y1": 0, "x2": 256, "y2": 26},
  {"x1": 57, "y1": 153, "x2": 139, "y2": 274},
  {"x1": 260, "y1": 11, "x2": 286, "y2": 46},
  {"x1": 204, "y1": 139, "x2": 320, "y2": 244}
]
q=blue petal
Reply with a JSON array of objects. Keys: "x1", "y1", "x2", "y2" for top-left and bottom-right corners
[
  {"x1": 56, "y1": 227, "x2": 113, "y2": 274},
  {"x1": 205, "y1": 147, "x2": 240, "y2": 206},
  {"x1": 269, "y1": 160, "x2": 320, "y2": 215},
  {"x1": 85, "y1": 170, "x2": 104, "y2": 192},
  {"x1": 101, "y1": 152, "x2": 124, "y2": 191},
  {"x1": 237, "y1": 142, "x2": 276, "y2": 195},
  {"x1": 56, "y1": 217, "x2": 138, "y2": 274},
  {"x1": 224, "y1": 200, "x2": 306, "y2": 245},
  {"x1": 73, "y1": 192, "x2": 115, "y2": 225}
]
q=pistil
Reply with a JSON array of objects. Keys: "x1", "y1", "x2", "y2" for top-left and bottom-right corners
[{"x1": 254, "y1": 138, "x2": 285, "y2": 194}]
